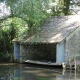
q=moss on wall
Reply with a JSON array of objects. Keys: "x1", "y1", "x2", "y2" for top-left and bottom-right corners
[{"x1": 65, "y1": 26, "x2": 80, "y2": 61}]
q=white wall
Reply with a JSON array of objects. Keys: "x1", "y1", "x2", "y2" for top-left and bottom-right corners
[{"x1": 56, "y1": 41, "x2": 65, "y2": 63}]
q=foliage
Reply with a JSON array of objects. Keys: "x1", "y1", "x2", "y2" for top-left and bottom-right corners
[
  {"x1": 0, "y1": 26, "x2": 15, "y2": 61},
  {"x1": 0, "y1": 17, "x2": 28, "y2": 61},
  {"x1": 5, "y1": 0, "x2": 50, "y2": 29}
]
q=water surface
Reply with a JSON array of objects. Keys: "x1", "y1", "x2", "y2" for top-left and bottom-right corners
[{"x1": 0, "y1": 63, "x2": 80, "y2": 80}]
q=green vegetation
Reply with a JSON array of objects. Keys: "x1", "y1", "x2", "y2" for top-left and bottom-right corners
[{"x1": 0, "y1": 19, "x2": 16, "y2": 61}]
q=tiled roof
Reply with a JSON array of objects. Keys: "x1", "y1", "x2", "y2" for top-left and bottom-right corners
[{"x1": 13, "y1": 15, "x2": 80, "y2": 43}]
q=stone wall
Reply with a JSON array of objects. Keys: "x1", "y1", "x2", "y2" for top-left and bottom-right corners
[
  {"x1": 65, "y1": 26, "x2": 80, "y2": 61},
  {"x1": 20, "y1": 43, "x2": 56, "y2": 62}
]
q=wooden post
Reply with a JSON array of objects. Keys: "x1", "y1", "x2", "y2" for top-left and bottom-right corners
[
  {"x1": 62, "y1": 63, "x2": 66, "y2": 69},
  {"x1": 74, "y1": 60, "x2": 77, "y2": 71},
  {"x1": 69, "y1": 59, "x2": 72, "y2": 70}
]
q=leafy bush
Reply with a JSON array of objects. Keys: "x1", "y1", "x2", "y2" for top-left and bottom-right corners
[{"x1": 0, "y1": 20, "x2": 16, "y2": 61}]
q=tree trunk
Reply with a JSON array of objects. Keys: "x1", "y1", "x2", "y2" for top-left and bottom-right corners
[{"x1": 63, "y1": 0, "x2": 71, "y2": 15}]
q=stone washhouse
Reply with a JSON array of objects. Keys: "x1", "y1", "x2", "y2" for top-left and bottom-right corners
[{"x1": 13, "y1": 15, "x2": 80, "y2": 67}]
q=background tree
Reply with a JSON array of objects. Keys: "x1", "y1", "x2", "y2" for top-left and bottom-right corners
[{"x1": 5, "y1": 0, "x2": 50, "y2": 29}]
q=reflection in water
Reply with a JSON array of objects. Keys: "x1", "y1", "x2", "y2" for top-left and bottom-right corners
[{"x1": 0, "y1": 64, "x2": 80, "y2": 80}]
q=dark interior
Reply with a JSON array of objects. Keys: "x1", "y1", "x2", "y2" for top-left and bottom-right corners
[{"x1": 24, "y1": 43, "x2": 56, "y2": 62}]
